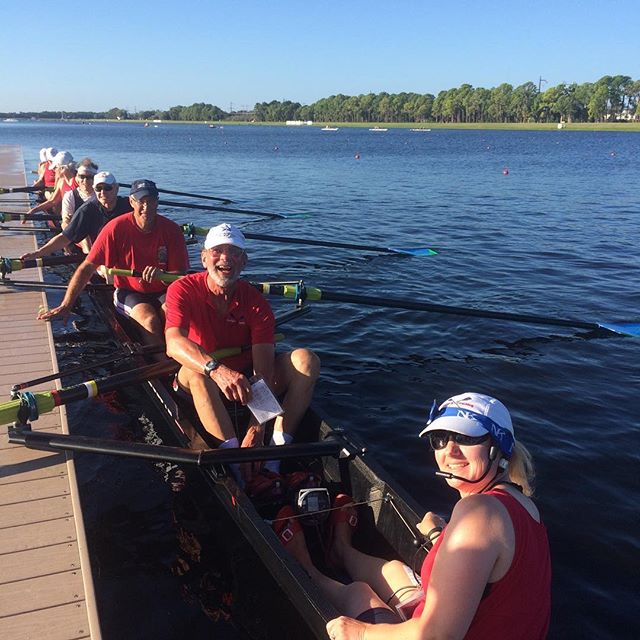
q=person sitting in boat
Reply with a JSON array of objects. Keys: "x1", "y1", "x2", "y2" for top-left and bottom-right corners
[
  {"x1": 60, "y1": 158, "x2": 99, "y2": 230},
  {"x1": 26, "y1": 151, "x2": 76, "y2": 217},
  {"x1": 274, "y1": 392, "x2": 551, "y2": 639},
  {"x1": 37, "y1": 179, "x2": 189, "y2": 347},
  {"x1": 164, "y1": 223, "x2": 320, "y2": 476},
  {"x1": 22, "y1": 172, "x2": 132, "y2": 261},
  {"x1": 32, "y1": 147, "x2": 58, "y2": 191}
]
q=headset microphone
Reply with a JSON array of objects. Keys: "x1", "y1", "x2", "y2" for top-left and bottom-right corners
[{"x1": 435, "y1": 446, "x2": 506, "y2": 484}]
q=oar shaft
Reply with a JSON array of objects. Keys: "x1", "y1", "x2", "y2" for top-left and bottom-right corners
[
  {"x1": 106, "y1": 268, "x2": 183, "y2": 283},
  {"x1": 7, "y1": 428, "x2": 345, "y2": 465},
  {"x1": 120, "y1": 183, "x2": 233, "y2": 204},
  {"x1": 252, "y1": 282, "x2": 600, "y2": 332},
  {"x1": 0, "y1": 212, "x2": 58, "y2": 222},
  {"x1": 162, "y1": 199, "x2": 286, "y2": 219},
  {"x1": 0, "y1": 185, "x2": 43, "y2": 194},
  {"x1": 182, "y1": 224, "x2": 434, "y2": 255}
]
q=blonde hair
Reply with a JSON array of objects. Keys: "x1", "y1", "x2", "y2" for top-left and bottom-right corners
[{"x1": 506, "y1": 441, "x2": 535, "y2": 496}]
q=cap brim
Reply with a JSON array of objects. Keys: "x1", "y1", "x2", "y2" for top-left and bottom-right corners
[
  {"x1": 131, "y1": 189, "x2": 158, "y2": 199},
  {"x1": 419, "y1": 415, "x2": 489, "y2": 439}
]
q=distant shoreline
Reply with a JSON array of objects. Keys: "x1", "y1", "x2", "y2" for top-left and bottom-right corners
[{"x1": 6, "y1": 119, "x2": 640, "y2": 132}]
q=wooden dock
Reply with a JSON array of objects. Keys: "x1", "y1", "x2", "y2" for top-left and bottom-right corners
[{"x1": 0, "y1": 146, "x2": 101, "y2": 639}]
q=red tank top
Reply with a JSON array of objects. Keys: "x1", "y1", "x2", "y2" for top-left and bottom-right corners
[
  {"x1": 43, "y1": 165, "x2": 56, "y2": 188},
  {"x1": 60, "y1": 177, "x2": 77, "y2": 195},
  {"x1": 413, "y1": 488, "x2": 551, "y2": 639}
]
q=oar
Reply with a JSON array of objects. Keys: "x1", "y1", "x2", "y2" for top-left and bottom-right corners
[
  {"x1": 120, "y1": 182, "x2": 233, "y2": 205},
  {"x1": 106, "y1": 268, "x2": 183, "y2": 283},
  {"x1": 1, "y1": 337, "x2": 283, "y2": 427},
  {"x1": 252, "y1": 281, "x2": 640, "y2": 338},
  {"x1": 0, "y1": 185, "x2": 43, "y2": 194},
  {"x1": 0, "y1": 279, "x2": 112, "y2": 291},
  {"x1": 182, "y1": 223, "x2": 437, "y2": 256},
  {"x1": 7, "y1": 427, "x2": 346, "y2": 465},
  {"x1": 1, "y1": 212, "x2": 58, "y2": 223},
  {"x1": 160, "y1": 199, "x2": 309, "y2": 220},
  {"x1": 0, "y1": 254, "x2": 84, "y2": 277}
]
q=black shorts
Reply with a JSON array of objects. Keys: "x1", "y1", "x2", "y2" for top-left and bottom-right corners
[{"x1": 356, "y1": 607, "x2": 402, "y2": 624}]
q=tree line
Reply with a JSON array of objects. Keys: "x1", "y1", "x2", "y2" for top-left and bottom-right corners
[{"x1": 2, "y1": 76, "x2": 638, "y2": 123}]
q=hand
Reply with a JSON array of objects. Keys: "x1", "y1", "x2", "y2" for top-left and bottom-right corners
[
  {"x1": 37, "y1": 303, "x2": 72, "y2": 324},
  {"x1": 326, "y1": 616, "x2": 368, "y2": 640},
  {"x1": 417, "y1": 511, "x2": 447, "y2": 536},
  {"x1": 21, "y1": 252, "x2": 38, "y2": 261},
  {"x1": 140, "y1": 265, "x2": 158, "y2": 282},
  {"x1": 210, "y1": 367, "x2": 252, "y2": 404}
]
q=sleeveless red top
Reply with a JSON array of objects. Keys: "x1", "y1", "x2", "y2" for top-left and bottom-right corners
[
  {"x1": 413, "y1": 488, "x2": 551, "y2": 639},
  {"x1": 43, "y1": 164, "x2": 56, "y2": 188}
]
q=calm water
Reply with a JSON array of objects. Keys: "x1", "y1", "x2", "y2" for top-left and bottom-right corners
[{"x1": 2, "y1": 122, "x2": 638, "y2": 639}]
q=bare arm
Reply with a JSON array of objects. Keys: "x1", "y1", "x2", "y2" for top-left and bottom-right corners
[
  {"x1": 37, "y1": 259, "x2": 98, "y2": 323},
  {"x1": 165, "y1": 326, "x2": 251, "y2": 403},
  {"x1": 251, "y1": 342, "x2": 275, "y2": 388},
  {"x1": 28, "y1": 185, "x2": 63, "y2": 214},
  {"x1": 21, "y1": 232, "x2": 71, "y2": 260}
]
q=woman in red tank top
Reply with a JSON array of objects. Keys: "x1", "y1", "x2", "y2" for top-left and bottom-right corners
[
  {"x1": 27, "y1": 150, "x2": 77, "y2": 217},
  {"x1": 291, "y1": 392, "x2": 551, "y2": 640}
]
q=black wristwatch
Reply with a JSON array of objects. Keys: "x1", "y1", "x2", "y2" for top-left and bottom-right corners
[{"x1": 203, "y1": 358, "x2": 221, "y2": 377}]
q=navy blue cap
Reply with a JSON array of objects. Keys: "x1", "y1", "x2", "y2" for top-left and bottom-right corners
[{"x1": 129, "y1": 179, "x2": 159, "y2": 200}]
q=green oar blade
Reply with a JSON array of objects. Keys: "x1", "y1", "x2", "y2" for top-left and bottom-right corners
[
  {"x1": 106, "y1": 268, "x2": 183, "y2": 283},
  {"x1": 387, "y1": 246, "x2": 438, "y2": 256}
]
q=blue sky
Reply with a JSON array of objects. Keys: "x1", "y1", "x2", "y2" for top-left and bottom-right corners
[{"x1": 1, "y1": 0, "x2": 637, "y2": 112}]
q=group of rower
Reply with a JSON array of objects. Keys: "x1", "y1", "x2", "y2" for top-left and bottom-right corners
[{"x1": 27, "y1": 146, "x2": 550, "y2": 638}]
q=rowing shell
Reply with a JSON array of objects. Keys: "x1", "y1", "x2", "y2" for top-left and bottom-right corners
[{"x1": 87, "y1": 285, "x2": 429, "y2": 638}]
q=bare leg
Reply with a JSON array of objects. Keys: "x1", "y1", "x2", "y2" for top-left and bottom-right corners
[
  {"x1": 332, "y1": 517, "x2": 420, "y2": 607},
  {"x1": 285, "y1": 519, "x2": 390, "y2": 619},
  {"x1": 128, "y1": 303, "x2": 165, "y2": 348},
  {"x1": 176, "y1": 365, "x2": 236, "y2": 441},
  {"x1": 272, "y1": 348, "x2": 320, "y2": 437}
]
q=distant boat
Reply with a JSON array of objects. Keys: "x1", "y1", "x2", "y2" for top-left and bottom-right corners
[
  {"x1": 144, "y1": 122, "x2": 150, "y2": 127},
  {"x1": 369, "y1": 127, "x2": 388, "y2": 132},
  {"x1": 208, "y1": 124, "x2": 216, "y2": 128},
  {"x1": 410, "y1": 128, "x2": 431, "y2": 132},
  {"x1": 321, "y1": 126, "x2": 339, "y2": 131},
  {"x1": 2, "y1": 118, "x2": 18, "y2": 123}
]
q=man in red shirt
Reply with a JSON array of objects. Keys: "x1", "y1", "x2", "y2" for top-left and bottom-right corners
[
  {"x1": 165, "y1": 223, "x2": 320, "y2": 471},
  {"x1": 38, "y1": 179, "x2": 189, "y2": 346}
]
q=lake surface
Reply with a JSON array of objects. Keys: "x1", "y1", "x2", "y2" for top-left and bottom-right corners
[{"x1": 2, "y1": 121, "x2": 638, "y2": 639}]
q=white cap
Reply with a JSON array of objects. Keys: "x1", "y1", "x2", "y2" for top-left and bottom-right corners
[
  {"x1": 204, "y1": 223, "x2": 246, "y2": 250},
  {"x1": 419, "y1": 392, "x2": 515, "y2": 456},
  {"x1": 50, "y1": 151, "x2": 74, "y2": 168},
  {"x1": 39, "y1": 148, "x2": 47, "y2": 162},
  {"x1": 94, "y1": 171, "x2": 117, "y2": 186},
  {"x1": 45, "y1": 147, "x2": 58, "y2": 161}
]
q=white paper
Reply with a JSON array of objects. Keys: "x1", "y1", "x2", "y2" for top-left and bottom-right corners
[{"x1": 246, "y1": 377, "x2": 284, "y2": 425}]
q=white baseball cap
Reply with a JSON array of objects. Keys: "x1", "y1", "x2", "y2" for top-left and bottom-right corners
[
  {"x1": 50, "y1": 151, "x2": 74, "y2": 168},
  {"x1": 419, "y1": 392, "x2": 515, "y2": 457},
  {"x1": 204, "y1": 223, "x2": 246, "y2": 250},
  {"x1": 94, "y1": 171, "x2": 117, "y2": 187},
  {"x1": 45, "y1": 147, "x2": 58, "y2": 161}
]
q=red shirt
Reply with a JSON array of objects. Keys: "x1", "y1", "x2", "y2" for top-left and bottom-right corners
[
  {"x1": 43, "y1": 164, "x2": 56, "y2": 188},
  {"x1": 87, "y1": 212, "x2": 189, "y2": 293},
  {"x1": 413, "y1": 488, "x2": 551, "y2": 639},
  {"x1": 165, "y1": 272, "x2": 275, "y2": 372}
]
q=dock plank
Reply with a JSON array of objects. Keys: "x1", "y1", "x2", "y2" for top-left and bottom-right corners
[
  {"x1": 0, "y1": 601, "x2": 90, "y2": 640},
  {"x1": 0, "y1": 541, "x2": 80, "y2": 583},
  {"x1": 0, "y1": 475, "x2": 70, "y2": 505},
  {"x1": 0, "y1": 517, "x2": 77, "y2": 554}
]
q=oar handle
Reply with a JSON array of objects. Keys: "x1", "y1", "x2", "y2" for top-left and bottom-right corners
[{"x1": 106, "y1": 268, "x2": 184, "y2": 283}]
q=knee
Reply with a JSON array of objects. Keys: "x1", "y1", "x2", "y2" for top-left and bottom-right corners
[{"x1": 290, "y1": 348, "x2": 320, "y2": 380}]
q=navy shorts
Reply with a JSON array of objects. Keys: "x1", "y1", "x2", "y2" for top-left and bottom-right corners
[
  {"x1": 356, "y1": 607, "x2": 402, "y2": 624},
  {"x1": 114, "y1": 288, "x2": 166, "y2": 318}
]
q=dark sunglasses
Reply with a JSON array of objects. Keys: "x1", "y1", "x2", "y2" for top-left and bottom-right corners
[
  {"x1": 95, "y1": 184, "x2": 114, "y2": 192},
  {"x1": 77, "y1": 174, "x2": 94, "y2": 180},
  {"x1": 427, "y1": 430, "x2": 489, "y2": 450}
]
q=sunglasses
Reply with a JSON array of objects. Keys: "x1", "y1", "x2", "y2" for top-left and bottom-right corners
[
  {"x1": 427, "y1": 430, "x2": 489, "y2": 450},
  {"x1": 77, "y1": 174, "x2": 94, "y2": 180},
  {"x1": 95, "y1": 184, "x2": 114, "y2": 192}
]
